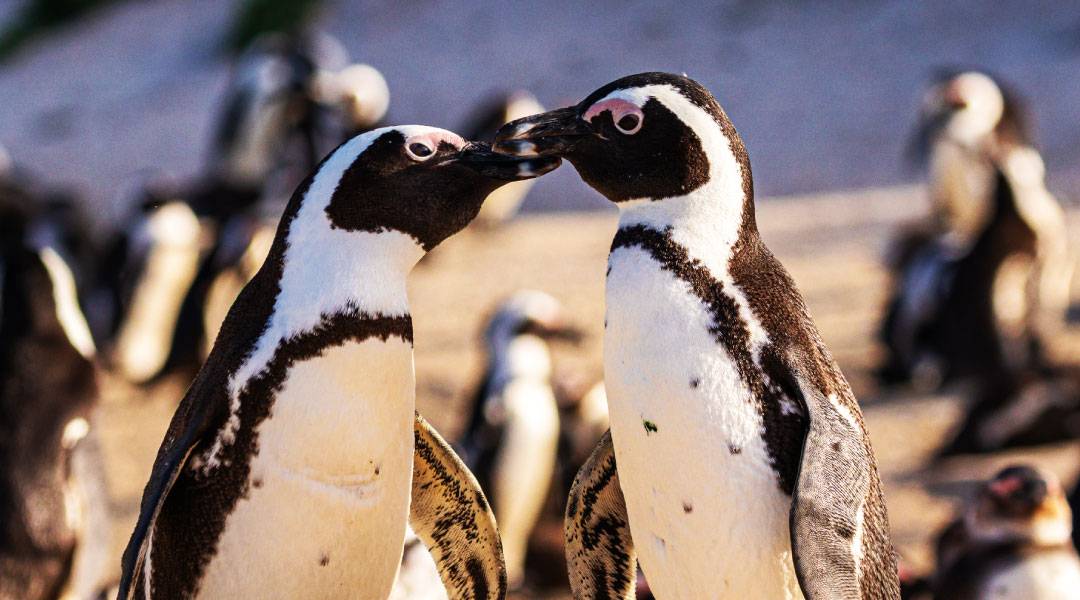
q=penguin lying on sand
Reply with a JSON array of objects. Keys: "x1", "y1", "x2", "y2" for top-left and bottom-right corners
[
  {"x1": 0, "y1": 199, "x2": 109, "y2": 600},
  {"x1": 116, "y1": 125, "x2": 559, "y2": 599},
  {"x1": 932, "y1": 465, "x2": 1080, "y2": 599},
  {"x1": 879, "y1": 71, "x2": 1071, "y2": 389},
  {"x1": 496, "y1": 72, "x2": 900, "y2": 599}
]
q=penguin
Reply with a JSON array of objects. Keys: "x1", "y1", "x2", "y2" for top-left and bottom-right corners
[
  {"x1": 460, "y1": 91, "x2": 546, "y2": 227},
  {"x1": 116, "y1": 125, "x2": 560, "y2": 599},
  {"x1": 0, "y1": 197, "x2": 109, "y2": 599},
  {"x1": 457, "y1": 290, "x2": 582, "y2": 590},
  {"x1": 932, "y1": 465, "x2": 1080, "y2": 599},
  {"x1": 495, "y1": 72, "x2": 900, "y2": 599},
  {"x1": 879, "y1": 71, "x2": 1071, "y2": 388}
]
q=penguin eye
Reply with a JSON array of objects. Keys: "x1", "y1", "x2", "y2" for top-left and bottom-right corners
[
  {"x1": 406, "y1": 141, "x2": 436, "y2": 161},
  {"x1": 614, "y1": 111, "x2": 643, "y2": 135}
]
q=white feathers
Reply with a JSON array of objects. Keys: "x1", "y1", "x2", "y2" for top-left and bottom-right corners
[
  {"x1": 37, "y1": 247, "x2": 96, "y2": 358},
  {"x1": 312, "y1": 64, "x2": 391, "y2": 131}
]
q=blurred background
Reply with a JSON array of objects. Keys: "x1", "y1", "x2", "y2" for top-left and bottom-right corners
[{"x1": 1, "y1": 1, "x2": 1080, "y2": 599}]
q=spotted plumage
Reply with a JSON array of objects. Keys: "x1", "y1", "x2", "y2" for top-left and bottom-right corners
[
  {"x1": 496, "y1": 72, "x2": 899, "y2": 599},
  {"x1": 117, "y1": 125, "x2": 559, "y2": 599}
]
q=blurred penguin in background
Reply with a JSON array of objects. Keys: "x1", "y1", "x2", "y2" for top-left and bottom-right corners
[
  {"x1": 459, "y1": 91, "x2": 545, "y2": 228},
  {"x1": 95, "y1": 31, "x2": 391, "y2": 384},
  {"x1": 878, "y1": 70, "x2": 1071, "y2": 389},
  {"x1": 457, "y1": 290, "x2": 589, "y2": 591},
  {"x1": 931, "y1": 465, "x2": 1080, "y2": 599},
  {"x1": 0, "y1": 197, "x2": 110, "y2": 600}
]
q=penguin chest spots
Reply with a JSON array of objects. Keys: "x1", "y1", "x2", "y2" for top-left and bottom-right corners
[
  {"x1": 604, "y1": 249, "x2": 802, "y2": 598},
  {"x1": 197, "y1": 338, "x2": 414, "y2": 599}
]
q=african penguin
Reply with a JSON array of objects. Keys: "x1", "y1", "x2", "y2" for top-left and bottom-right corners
[
  {"x1": 117, "y1": 125, "x2": 559, "y2": 599},
  {"x1": 0, "y1": 198, "x2": 109, "y2": 600},
  {"x1": 313, "y1": 62, "x2": 392, "y2": 140},
  {"x1": 458, "y1": 290, "x2": 580, "y2": 590},
  {"x1": 932, "y1": 465, "x2": 1080, "y2": 599},
  {"x1": 495, "y1": 72, "x2": 900, "y2": 599},
  {"x1": 876, "y1": 71, "x2": 1071, "y2": 388},
  {"x1": 460, "y1": 91, "x2": 545, "y2": 228}
]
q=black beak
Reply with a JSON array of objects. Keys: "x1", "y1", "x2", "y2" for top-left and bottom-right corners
[
  {"x1": 454, "y1": 142, "x2": 561, "y2": 180},
  {"x1": 493, "y1": 106, "x2": 593, "y2": 158}
]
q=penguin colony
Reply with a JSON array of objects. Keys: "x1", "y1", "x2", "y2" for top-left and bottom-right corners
[{"x1": 1, "y1": 27, "x2": 1080, "y2": 600}]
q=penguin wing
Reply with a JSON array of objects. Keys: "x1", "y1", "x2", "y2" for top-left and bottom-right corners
[
  {"x1": 117, "y1": 376, "x2": 222, "y2": 600},
  {"x1": 789, "y1": 380, "x2": 874, "y2": 600},
  {"x1": 410, "y1": 412, "x2": 507, "y2": 600},
  {"x1": 564, "y1": 430, "x2": 636, "y2": 600}
]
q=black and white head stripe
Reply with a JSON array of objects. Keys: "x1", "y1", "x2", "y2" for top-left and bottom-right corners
[{"x1": 496, "y1": 72, "x2": 752, "y2": 208}]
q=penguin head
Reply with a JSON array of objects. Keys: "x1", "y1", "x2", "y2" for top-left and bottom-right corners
[
  {"x1": 484, "y1": 290, "x2": 580, "y2": 349},
  {"x1": 908, "y1": 70, "x2": 1028, "y2": 162},
  {"x1": 493, "y1": 72, "x2": 751, "y2": 207},
  {"x1": 307, "y1": 125, "x2": 560, "y2": 252},
  {"x1": 966, "y1": 465, "x2": 1072, "y2": 546},
  {"x1": 312, "y1": 64, "x2": 391, "y2": 133}
]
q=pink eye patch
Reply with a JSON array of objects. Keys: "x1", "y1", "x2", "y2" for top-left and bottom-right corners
[
  {"x1": 406, "y1": 131, "x2": 465, "y2": 151},
  {"x1": 584, "y1": 98, "x2": 644, "y2": 129}
]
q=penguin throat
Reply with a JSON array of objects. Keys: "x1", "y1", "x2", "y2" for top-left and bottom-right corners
[{"x1": 616, "y1": 183, "x2": 753, "y2": 261}]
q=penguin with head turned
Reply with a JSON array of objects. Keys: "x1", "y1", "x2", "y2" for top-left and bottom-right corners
[
  {"x1": 0, "y1": 195, "x2": 109, "y2": 599},
  {"x1": 496, "y1": 72, "x2": 899, "y2": 599},
  {"x1": 116, "y1": 126, "x2": 559, "y2": 599},
  {"x1": 932, "y1": 465, "x2": 1080, "y2": 599},
  {"x1": 879, "y1": 71, "x2": 1071, "y2": 388}
]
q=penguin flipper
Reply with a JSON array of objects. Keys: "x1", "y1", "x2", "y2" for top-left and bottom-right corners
[
  {"x1": 410, "y1": 412, "x2": 508, "y2": 600},
  {"x1": 564, "y1": 430, "x2": 636, "y2": 600},
  {"x1": 789, "y1": 380, "x2": 896, "y2": 600},
  {"x1": 116, "y1": 374, "x2": 221, "y2": 600}
]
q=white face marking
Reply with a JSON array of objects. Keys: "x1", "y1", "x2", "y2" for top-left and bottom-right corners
[
  {"x1": 37, "y1": 247, "x2": 96, "y2": 358},
  {"x1": 201, "y1": 126, "x2": 456, "y2": 474},
  {"x1": 935, "y1": 72, "x2": 1005, "y2": 148}
]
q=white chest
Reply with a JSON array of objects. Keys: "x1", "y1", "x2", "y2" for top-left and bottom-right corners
[
  {"x1": 604, "y1": 247, "x2": 802, "y2": 599},
  {"x1": 197, "y1": 338, "x2": 416, "y2": 599},
  {"x1": 979, "y1": 551, "x2": 1080, "y2": 600}
]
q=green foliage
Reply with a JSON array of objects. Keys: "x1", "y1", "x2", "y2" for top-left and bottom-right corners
[
  {"x1": 225, "y1": 0, "x2": 325, "y2": 54},
  {"x1": 0, "y1": 0, "x2": 127, "y2": 60}
]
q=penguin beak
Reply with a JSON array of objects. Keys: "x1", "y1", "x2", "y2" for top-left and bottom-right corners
[
  {"x1": 454, "y1": 142, "x2": 561, "y2": 180},
  {"x1": 493, "y1": 107, "x2": 592, "y2": 158}
]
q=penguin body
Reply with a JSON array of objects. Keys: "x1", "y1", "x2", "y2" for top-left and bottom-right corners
[
  {"x1": 0, "y1": 198, "x2": 107, "y2": 600},
  {"x1": 932, "y1": 465, "x2": 1080, "y2": 599},
  {"x1": 497, "y1": 72, "x2": 898, "y2": 599},
  {"x1": 117, "y1": 125, "x2": 557, "y2": 599},
  {"x1": 459, "y1": 290, "x2": 578, "y2": 590}
]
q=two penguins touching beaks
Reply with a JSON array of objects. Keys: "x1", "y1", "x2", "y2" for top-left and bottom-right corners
[{"x1": 121, "y1": 73, "x2": 903, "y2": 599}]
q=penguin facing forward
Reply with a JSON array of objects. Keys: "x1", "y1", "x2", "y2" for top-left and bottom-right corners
[
  {"x1": 0, "y1": 199, "x2": 109, "y2": 599},
  {"x1": 116, "y1": 126, "x2": 560, "y2": 599},
  {"x1": 458, "y1": 290, "x2": 582, "y2": 590},
  {"x1": 496, "y1": 72, "x2": 899, "y2": 599},
  {"x1": 932, "y1": 465, "x2": 1080, "y2": 599}
]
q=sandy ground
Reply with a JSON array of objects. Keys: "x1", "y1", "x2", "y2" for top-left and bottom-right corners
[{"x1": 92, "y1": 185, "x2": 1080, "y2": 596}]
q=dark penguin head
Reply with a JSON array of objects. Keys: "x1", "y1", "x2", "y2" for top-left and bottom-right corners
[
  {"x1": 494, "y1": 72, "x2": 753, "y2": 235},
  {"x1": 908, "y1": 70, "x2": 1029, "y2": 164},
  {"x1": 0, "y1": 199, "x2": 100, "y2": 597},
  {"x1": 965, "y1": 465, "x2": 1072, "y2": 547}
]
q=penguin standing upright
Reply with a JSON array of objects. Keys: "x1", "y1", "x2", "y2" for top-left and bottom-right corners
[
  {"x1": 0, "y1": 197, "x2": 108, "y2": 600},
  {"x1": 458, "y1": 290, "x2": 579, "y2": 590},
  {"x1": 879, "y1": 71, "x2": 1071, "y2": 388},
  {"x1": 460, "y1": 91, "x2": 546, "y2": 227},
  {"x1": 496, "y1": 72, "x2": 900, "y2": 599},
  {"x1": 932, "y1": 465, "x2": 1080, "y2": 599},
  {"x1": 116, "y1": 125, "x2": 559, "y2": 599}
]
